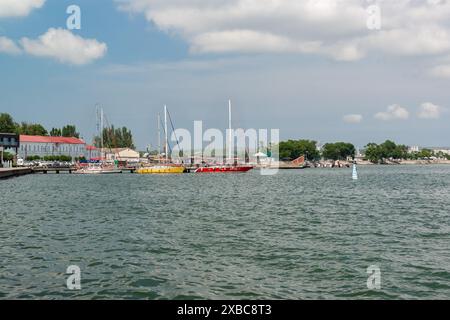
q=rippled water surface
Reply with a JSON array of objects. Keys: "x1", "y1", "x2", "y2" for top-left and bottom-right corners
[{"x1": 1, "y1": 165, "x2": 449, "y2": 299}]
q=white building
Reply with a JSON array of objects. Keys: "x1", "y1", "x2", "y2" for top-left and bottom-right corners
[
  {"x1": 408, "y1": 146, "x2": 420, "y2": 153},
  {"x1": 18, "y1": 135, "x2": 87, "y2": 160},
  {"x1": 430, "y1": 147, "x2": 450, "y2": 155},
  {"x1": 101, "y1": 148, "x2": 140, "y2": 163},
  {"x1": 85, "y1": 145, "x2": 101, "y2": 160}
]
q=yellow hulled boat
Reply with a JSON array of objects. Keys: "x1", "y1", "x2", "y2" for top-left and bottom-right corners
[{"x1": 136, "y1": 165, "x2": 185, "y2": 174}]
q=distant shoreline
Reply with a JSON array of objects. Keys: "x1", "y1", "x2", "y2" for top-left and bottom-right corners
[
  {"x1": 338, "y1": 160, "x2": 450, "y2": 166},
  {"x1": 299, "y1": 159, "x2": 450, "y2": 168}
]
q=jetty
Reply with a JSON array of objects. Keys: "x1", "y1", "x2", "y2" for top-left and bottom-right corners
[
  {"x1": 0, "y1": 168, "x2": 32, "y2": 179},
  {"x1": 32, "y1": 167, "x2": 76, "y2": 174}
]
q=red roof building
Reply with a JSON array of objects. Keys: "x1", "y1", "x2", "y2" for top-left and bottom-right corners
[
  {"x1": 20, "y1": 135, "x2": 85, "y2": 145},
  {"x1": 85, "y1": 145, "x2": 97, "y2": 151},
  {"x1": 18, "y1": 135, "x2": 90, "y2": 160}
]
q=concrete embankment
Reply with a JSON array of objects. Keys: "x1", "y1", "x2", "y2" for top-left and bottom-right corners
[{"x1": 0, "y1": 168, "x2": 32, "y2": 179}]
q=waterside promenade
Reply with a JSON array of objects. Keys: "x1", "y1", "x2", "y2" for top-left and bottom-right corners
[{"x1": 0, "y1": 168, "x2": 32, "y2": 179}]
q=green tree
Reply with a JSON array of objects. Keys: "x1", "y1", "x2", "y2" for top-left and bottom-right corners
[
  {"x1": 50, "y1": 128, "x2": 62, "y2": 136},
  {"x1": 0, "y1": 113, "x2": 18, "y2": 133},
  {"x1": 378, "y1": 140, "x2": 408, "y2": 160},
  {"x1": 278, "y1": 139, "x2": 320, "y2": 161},
  {"x1": 18, "y1": 122, "x2": 48, "y2": 136},
  {"x1": 2, "y1": 151, "x2": 14, "y2": 161},
  {"x1": 94, "y1": 125, "x2": 135, "y2": 149},
  {"x1": 62, "y1": 125, "x2": 79, "y2": 138},
  {"x1": 364, "y1": 140, "x2": 410, "y2": 163},
  {"x1": 364, "y1": 143, "x2": 382, "y2": 163},
  {"x1": 417, "y1": 149, "x2": 433, "y2": 159},
  {"x1": 322, "y1": 142, "x2": 356, "y2": 160},
  {"x1": 118, "y1": 126, "x2": 134, "y2": 149}
]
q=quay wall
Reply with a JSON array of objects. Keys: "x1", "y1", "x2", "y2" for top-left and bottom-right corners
[{"x1": 0, "y1": 168, "x2": 32, "y2": 179}]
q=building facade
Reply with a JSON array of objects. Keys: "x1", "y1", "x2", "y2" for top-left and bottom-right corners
[
  {"x1": 102, "y1": 148, "x2": 140, "y2": 163},
  {"x1": 430, "y1": 147, "x2": 450, "y2": 155},
  {"x1": 86, "y1": 145, "x2": 101, "y2": 160},
  {"x1": 0, "y1": 133, "x2": 20, "y2": 151},
  {"x1": 0, "y1": 133, "x2": 20, "y2": 165},
  {"x1": 16, "y1": 135, "x2": 137, "y2": 161},
  {"x1": 18, "y1": 135, "x2": 87, "y2": 160}
]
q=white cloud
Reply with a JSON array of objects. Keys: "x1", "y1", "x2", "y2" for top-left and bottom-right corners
[
  {"x1": 0, "y1": 0, "x2": 45, "y2": 18},
  {"x1": 429, "y1": 64, "x2": 450, "y2": 78},
  {"x1": 117, "y1": 0, "x2": 450, "y2": 61},
  {"x1": 343, "y1": 114, "x2": 363, "y2": 123},
  {"x1": 375, "y1": 104, "x2": 410, "y2": 121},
  {"x1": 20, "y1": 28, "x2": 107, "y2": 65},
  {"x1": 0, "y1": 36, "x2": 21, "y2": 54},
  {"x1": 418, "y1": 102, "x2": 445, "y2": 119},
  {"x1": 365, "y1": 25, "x2": 450, "y2": 56}
]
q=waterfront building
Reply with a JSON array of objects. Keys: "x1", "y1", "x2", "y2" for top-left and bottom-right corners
[
  {"x1": 101, "y1": 148, "x2": 140, "y2": 163},
  {"x1": 0, "y1": 133, "x2": 20, "y2": 151},
  {"x1": 85, "y1": 145, "x2": 101, "y2": 160},
  {"x1": 429, "y1": 147, "x2": 450, "y2": 155},
  {"x1": 18, "y1": 135, "x2": 86, "y2": 160},
  {"x1": 408, "y1": 146, "x2": 420, "y2": 153},
  {"x1": 0, "y1": 133, "x2": 20, "y2": 165}
]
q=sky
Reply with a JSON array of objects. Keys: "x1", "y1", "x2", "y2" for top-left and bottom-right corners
[{"x1": 1, "y1": 0, "x2": 450, "y2": 150}]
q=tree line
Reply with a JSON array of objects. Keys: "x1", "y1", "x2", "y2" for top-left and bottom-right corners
[
  {"x1": 364, "y1": 140, "x2": 449, "y2": 163},
  {"x1": 0, "y1": 113, "x2": 79, "y2": 137},
  {"x1": 277, "y1": 139, "x2": 450, "y2": 163},
  {"x1": 93, "y1": 126, "x2": 135, "y2": 149},
  {"x1": 24, "y1": 155, "x2": 77, "y2": 162},
  {"x1": 0, "y1": 113, "x2": 135, "y2": 149},
  {"x1": 278, "y1": 140, "x2": 355, "y2": 161}
]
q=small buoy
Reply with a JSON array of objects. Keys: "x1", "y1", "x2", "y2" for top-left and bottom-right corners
[{"x1": 352, "y1": 162, "x2": 358, "y2": 180}]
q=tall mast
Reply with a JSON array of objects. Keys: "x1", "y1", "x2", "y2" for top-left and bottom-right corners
[
  {"x1": 164, "y1": 105, "x2": 168, "y2": 162},
  {"x1": 228, "y1": 99, "x2": 232, "y2": 163},
  {"x1": 157, "y1": 113, "x2": 161, "y2": 156},
  {"x1": 100, "y1": 106, "x2": 104, "y2": 159}
]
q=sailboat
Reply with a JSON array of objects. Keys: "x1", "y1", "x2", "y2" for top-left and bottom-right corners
[
  {"x1": 136, "y1": 105, "x2": 185, "y2": 174},
  {"x1": 75, "y1": 164, "x2": 122, "y2": 174},
  {"x1": 195, "y1": 100, "x2": 253, "y2": 173},
  {"x1": 75, "y1": 106, "x2": 122, "y2": 174}
]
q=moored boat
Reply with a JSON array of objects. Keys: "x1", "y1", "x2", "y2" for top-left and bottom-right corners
[
  {"x1": 136, "y1": 106, "x2": 186, "y2": 174},
  {"x1": 136, "y1": 165, "x2": 185, "y2": 174},
  {"x1": 194, "y1": 100, "x2": 253, "y2": 174},
  {"x1": 74, "y1": 168, "x2": 122, "y2": 174},
  {"x1": 74, "y1": 164, "x2": 122, "y2": 174},
  {"x1": 195, "y1": 165, "x2": 253, "y2": 173},
  {"x1": 75, "y1": 106, "x2": 123, "y2": 175}
]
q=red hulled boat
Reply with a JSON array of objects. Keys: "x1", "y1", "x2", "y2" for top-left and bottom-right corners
[
  {"x1": 194, "y1": 100, "x2": 253, "y2": 174},
  {"x1": 195, "y1": 165, "x2": 253, "y2": 173}
]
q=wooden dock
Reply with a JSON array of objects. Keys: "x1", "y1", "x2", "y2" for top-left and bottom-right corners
[{"x1": 32, "y1": 167, "x2": 76, "y2": 174}]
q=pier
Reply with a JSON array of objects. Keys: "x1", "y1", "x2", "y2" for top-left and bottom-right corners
[
  {"x1": 32, "y1": 167, "x2": 76, "y2": 174},
  {"x1": 0, "y1": 168, "x2": 32, "y2": 179}
]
